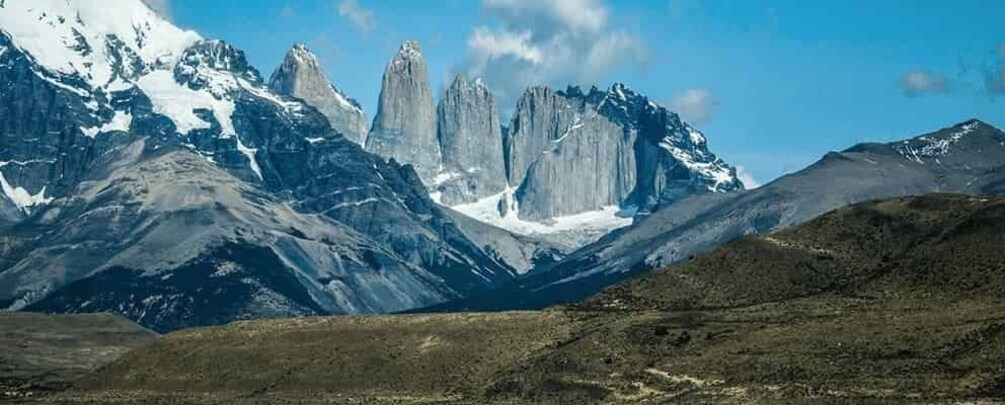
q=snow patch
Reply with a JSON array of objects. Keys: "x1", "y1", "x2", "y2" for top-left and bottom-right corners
[
  {"x1": 81, "y1": 110, "x2": 132, "y2": 138},
  {"x1": 659, "y1": 140, "x2": 735, "y2": 191},
  {"x1": 451, "y1": 186, "x2": 635, "y2": 238},
  {"x1": 896, "y1": 121, "x2": 981, "y2": 163},
  {"x1": 0, "y1": 161, "x2": 54, "y2": 211},
  {"x1": 136, "y1": 70, "x2": 235, "y2": 135},
  {"x1": 0, "y1": 0, "x2": 201, "y2": 88}
]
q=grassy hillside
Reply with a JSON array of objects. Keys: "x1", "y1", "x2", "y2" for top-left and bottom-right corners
[
  {"x1": 32, "y1": 194, "x2": 1005, "y2": 403},
  {"x1": 0, "y1": 313, "x2": 155, "y2": 401}
]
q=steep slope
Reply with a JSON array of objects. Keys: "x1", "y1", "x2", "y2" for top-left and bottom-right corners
[
  {"x1": 433, "y1": 74, "x2": 507, "y2": 205},
  {"x1": 503, "y1": 84, "x2": 742, "y2": 221},
  {"x1": 584, "y1": 193, "x2": 1005, "y2": 310},
  {"x1": 442, "y1": 207, "x2": 571, "y2": 275},
  {"x1": 447, "y1": 84, "x2": 742, "y2": 249},
  {"x1": 56, "y1": 195, "x2": 1005, "y2": 404},
  {"x1": 433, "y1": 119, "x2": 1005, "y2": 311},
  {"x1": 1, "y1": 142, "x2": 469, "y2": 332},
  {"x1": 268, "y1": 43, "x2": 368, "y2": 144},
  {"x1": 0, "y1": 0, "x2": 515, "y2": 330},
  {"x1": 366, "y1": 40, "x2": 439, "y2": 182}
]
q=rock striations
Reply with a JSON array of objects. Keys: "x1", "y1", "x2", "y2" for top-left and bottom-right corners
[
  {"x1": 366, "y1": 40, "x2": 440, "y2": 182},
  {"x1": 268, "y1": 44, "x2": 368, "y2": 144},
  {"x1": 504, "y1": 84, "x2": 743, "y2": 221},
  {"x1": 361, "y1": 40, "x2": 743, "y2": 245},
  {"x1": 0, "y1": 0, "x2": 515, "y2": 332},
  {"x1": 435, "y1": 74, "x2": 507, "y2": 205}
]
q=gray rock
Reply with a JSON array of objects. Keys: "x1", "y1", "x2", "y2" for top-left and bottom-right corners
[
  {"x1": 434, "y1": 74, "x2": 507, "y2": 205},
  {"x1": 0, "y1": 4, "x2": 516, "y2": 331},
  {"x1": 442, "y1": 206, "x2": 571, "y2": 275},
  {"x1": 504, "y1": 84, "x2": 742, "y2": 221},
  {"x1": 366, "y1": 41, "x2": 440, "y2": 182},
  {"x1": 268, "y1": 43, "x2": 368, "y2": 145},
  {"x1": 2, "y1": 144, "x2": 457, "y2": 332},
  {"x1": 434, "y1": 119, "x2": 1005, "y2": 311}
]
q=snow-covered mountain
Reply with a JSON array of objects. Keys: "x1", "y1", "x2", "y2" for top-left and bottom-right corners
[
  {"x1": 0, "y1": 0, "x2": 515, "y2": 332},
  {"x1": 355, "y1": 41, "x2": 743, "y2": 248},
  {"x1": 451, "y1": 83, "x2": 744, "y2": 247},
  {"x1": 268, "y1": 43, "x2": 368, "y2": 145},
  {"x1": 425, "y1": 120, "x2": 1005, "y2": 312}
]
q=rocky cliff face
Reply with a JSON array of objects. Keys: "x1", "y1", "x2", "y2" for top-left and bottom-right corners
[
  {"x1": 268, "y1": 44, "x2": 368, "y2": 145},
  {"x1": 502, "y1": 84, "x2": 743, "y2": 221},
  {"x1": 433, "y1": 120, "x2": 1005, "y2": 312},
  {"x1": 366, "y1": 41, "x2": 439, "y2": 182},
  {"x1": 0, "y1": 0, "x2": 515, "y2": 332},
  {"x1": 434, "y1": 75, "x2": 507, "y2": 205}
]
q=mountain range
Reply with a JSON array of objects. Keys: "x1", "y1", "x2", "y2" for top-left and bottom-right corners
[
  {"x1": 29, "y1": 193, "x2": 1005, "y2": 403},
  {"x1": 427, "y1": 119, "x2": 1005, "y2": 311},
  {"x1": 1, "y1": 0, "x2": 1004, "y2": 336},
  {"x1": 0, "y1": 0, "x2": 514, "y2": 332}
]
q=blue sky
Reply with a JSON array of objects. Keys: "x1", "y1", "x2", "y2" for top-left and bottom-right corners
[{"x1": 161, "y1": 0, "x2": 1005, "y2": 186}]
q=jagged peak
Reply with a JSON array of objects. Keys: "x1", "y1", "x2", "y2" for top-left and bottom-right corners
[
  {"x1": 608, "y1": 82, "x2": 641, "y2": 101},
  {"x1": 0, "y1": 0, "x2": 202, "y2": 87},
  {"x1": 396, "y1": 40, "x2": 423, "y2": 61},
  {"x1": 448, "y1": 73, "x2": 492, "y2": 97},
  {"x1": 281, "y1": 42, "x2": 322, "y2": 68},
  {"x1": 955, "y1": 118, "x2": 1001, "y2": 133}
]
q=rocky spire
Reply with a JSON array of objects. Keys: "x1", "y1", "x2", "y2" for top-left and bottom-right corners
[
  {"x1": 366, "y1": 40, "x2": 440, "y2": 182},
  {"x1": 434, "y1": 74, "x2": 507, "y2": 205},
  {"x1": 502, "y1": 83, "x2": 743, "y2": 221},
  {"x1": 268, "y1": 43, "x2": 368, "y2": 144}
]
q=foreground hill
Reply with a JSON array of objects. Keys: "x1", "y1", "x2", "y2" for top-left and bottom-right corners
[
  {"x1": 39, "y1": 194, "x2": 1005, "y2": 403},
  {"x1": 0, "y1": 313, "x2": 155, "y2": 401}
]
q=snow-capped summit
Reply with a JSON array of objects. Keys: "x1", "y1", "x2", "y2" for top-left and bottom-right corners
[
  {"x1": 446, "y1": 82, "x2": 742, "y2": 248},
  {"x1": 268, "y1": 42, "x2": 368, "y2": 144},
  {"x1": 0, "y1": 0, "x2": 517, "y2": 332},
  {"x1": 0, "y1": 0, "x2": 201, "y2": 89},
  {"x1": 396, "y1": 40, "x2": 424, "y2": 62}
]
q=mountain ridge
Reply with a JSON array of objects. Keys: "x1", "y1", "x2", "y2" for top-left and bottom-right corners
[{"x1": 424, "y1": 119, "x2": 1005, "y2": 312}]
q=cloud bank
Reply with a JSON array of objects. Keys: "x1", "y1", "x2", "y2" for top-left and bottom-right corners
[
  {"x1": 671, "y1": 89, "x2": 718, "y2": 124},
  {"x1": 462, "y1": 0, "x2": 649, "y2": 108},
  {"x1": 338, "y1": 0, "x2": 375, "y2": 36},
  {"x1": 899, "y1": 71, "x2": 949, "y2": 97},
  {"x1": 142, "y1": 0, "x2": 172, "y2": 20},
  {"x1": 735, "y1": 165, "x2": 761, "y2": 189}
]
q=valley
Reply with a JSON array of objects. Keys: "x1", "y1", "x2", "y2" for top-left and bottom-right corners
[{"x1": 7, "y1": 194, "x2": 1005, "y2": 403}]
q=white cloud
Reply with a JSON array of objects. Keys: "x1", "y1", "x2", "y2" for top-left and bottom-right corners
[
  {"x1": 337, "y1": 0, "x2": 375, "y2": 36},
  {"x1": 463, "y1": 0, "x2": 648, "y2": 108},
  {"x1": 670, "y1": 89, "x2": 718, "y2": 124},
  {"x1": 900, "y1": 71, "x2": 949, "y2": 97},
  {"x1": 468, "y1": 28, "x2": 544, "y2": 65},
  {"x1": 280, "y1": 5, "x2": 297, "y2": 18},
  {"x1": 735, "y1": 165, "x2": 761, "y2": 189},
  {"x1": 142, "y1": 0, "x2": 172, "y2": 20},
  {"x1": 484, "y1": 0, "x2": 608, "y2": 33}
]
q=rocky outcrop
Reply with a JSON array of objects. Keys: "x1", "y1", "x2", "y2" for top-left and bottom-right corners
[
  {"x1": 366, "y1": 41, "x2": 439, "y2": 182},
  {"x1": 438, "y1": 120, "x2": 1005, "y2": 312},
  {"x1": 268, "y1": 44, "x2": 368, "y2": 144},
  {"x1": 434, "y1": 74, "x2": 507, "y2": 205},
  {"x1": 504, "y1": 83, "x2": 743, "y2": 221},
  {"x1": 0, "y1": 0, "x2": 516, "y2": 331}
]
